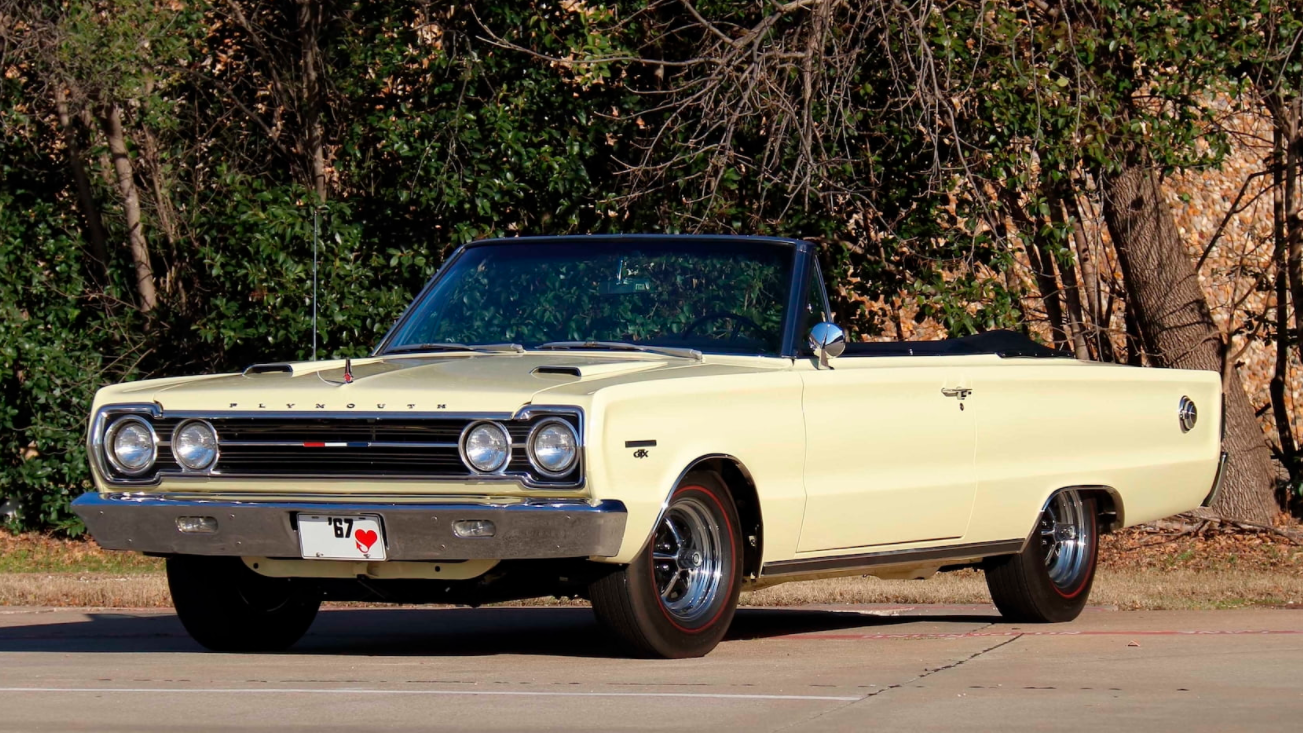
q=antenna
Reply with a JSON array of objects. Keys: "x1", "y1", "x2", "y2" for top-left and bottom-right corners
[{"x1": 311, "y1": 206, "x2": 320, "y2": 361}]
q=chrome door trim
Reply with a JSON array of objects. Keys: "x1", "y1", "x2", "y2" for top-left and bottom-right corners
[{"x1": 760, "y1": 538, "x2": 1024, "y2": 577}]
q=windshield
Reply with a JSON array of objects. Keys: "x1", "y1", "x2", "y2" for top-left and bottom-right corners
[{"x1": 383, "y1": 240, "x2": 796, "y2": 356}]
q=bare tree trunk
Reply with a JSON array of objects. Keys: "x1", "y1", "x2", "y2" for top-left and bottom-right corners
[
  {"x1": 137, "y1": 80, "x2": 181, "y2": 257},
  {"x1": 141, "y1": 131, "x2": 179, "y2": 249},
  {"x1": 1023, "y1": 241, "x2": 1069, "y2": 350},
  {"x1": 1063, "y1": 196, "x2": 1103, "y2": 321},
  {"x1": 1046, "y1": 246, "x2": 1091, "y2": 359},
  {"x1": 1271, "y1": 123, "x2": 1298, "y2": 484},
  {"x1": 994, "y1": 214, "x2": 1036, "y2": 340},
  {"x1": 298, "y1": 0, "x2": 327, "y2": 203},
  {"x1": 1001, "y1": 192, "x2": 1069, "y2": 349},
  {"x1": 1122, "y1": 295, "x2": 1144, "y2": 366},
  {"x1": 139, "y1": 126, "x2": 182, "y2": 303},
  {"x1": 1286, "y1": 100, "x2": 1303, "y2": 374},
  {"x1": 1048, "y1": 200, "x2": 1092, "y2": 360},
  {"x1": 53, "y1": 85, "x2": 110, "y2": 285},
  {"x1": 1102, "y1": 164, "x2": 1277, "y2": 524},
  {"x1": 78, "y1": 107, "x2": 116, "y2": 188},
  {"x1": 1063, "y1": 193, "x2": 1117, "y2": 361},
  {"x1": 1271, "y1": 259, "x2": 1297, "y2": 476},
  {"x1": 100, "y1": 102, "x2": 157, "y2": 313}
]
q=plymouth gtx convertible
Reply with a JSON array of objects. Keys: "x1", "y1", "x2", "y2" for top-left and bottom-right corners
[{"x1": 74, "y1": 235, "x2": 1226, "y2": 658}]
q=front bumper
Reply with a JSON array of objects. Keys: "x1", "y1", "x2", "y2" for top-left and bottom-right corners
[{"x1": 72, "y1": 493, "x2": 627, "y2": 560}]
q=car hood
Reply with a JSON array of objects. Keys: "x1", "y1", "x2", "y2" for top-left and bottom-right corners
[{"x1": 115, "y1": 353, "x2": 678, "y2": 414}]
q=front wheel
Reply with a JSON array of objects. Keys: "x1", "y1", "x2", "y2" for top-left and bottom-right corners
[
  {"x1": 984, "y1": 490, "x2": 1099, "y2": 623},
  {"x1": 167, "y1": 555, "x2": 321, "y2": 652},
  {"x1": 589, "y1": 471, "x2": 742, "y2": 658}
]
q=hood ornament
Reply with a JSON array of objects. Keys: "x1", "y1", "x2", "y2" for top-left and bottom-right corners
[{"x1": 317, "y1": 358, "x2": 356, "y2": 386}]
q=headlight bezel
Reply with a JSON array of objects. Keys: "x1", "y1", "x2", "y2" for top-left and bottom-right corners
[
  {"x1": 171, "y1": 419, "x2": 220, "y2": 472},
  {"x1": 104, "y1": 415, "x2": 158, "y2": 477},
  {"x1": 526, "y1": 417, "x2": 580, "y2": 478},
  {"x1": 458, "y1": 420, "x2": 513, "y2": 474}
]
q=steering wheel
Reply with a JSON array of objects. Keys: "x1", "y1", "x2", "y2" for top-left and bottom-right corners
[{"x1": 680, "y1": 311, "x2": 763, "y2": 342}]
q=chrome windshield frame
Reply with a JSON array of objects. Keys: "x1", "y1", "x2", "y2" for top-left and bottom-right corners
[{"x1": 371, "y1": 235, "x2": 811, "y2": 359}]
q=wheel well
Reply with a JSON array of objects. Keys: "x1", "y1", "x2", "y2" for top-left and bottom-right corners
[
  {"x1": 1065, "y1": 486, "x2": 1123, "y2": 533},
  {"x1": 694, "y1": 457, "x2": 763, "y2": 580}
]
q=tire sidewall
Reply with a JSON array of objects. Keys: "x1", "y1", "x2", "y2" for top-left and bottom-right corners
[
  {"x1": 1026, "y1": 496, "x2": 1099, "y2": 621},
  {"x1": 168, "y1": 555, "x2": 320, "y2": 652},
  {"x1": 622, "y1": 474, "x2": 743, "y2": 657}
]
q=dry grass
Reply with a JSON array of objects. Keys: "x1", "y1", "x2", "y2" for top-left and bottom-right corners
[
  {"x1": 2, "y1": 566, "x2": 1300, "y2": 611},
  {"x1": 0, "y1": 573, "x2": 171, "y2": 608},
  {"x1": 0, "y1": 532, "x2": 160, "y2": 574},
  {"x1": 3, "y1": 524, "x2": 1301, "y2": 610}
]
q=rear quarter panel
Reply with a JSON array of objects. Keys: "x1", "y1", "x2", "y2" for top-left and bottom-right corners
[{"x1": 964, "y1": 359, "x2": 1221, "y2": 543}]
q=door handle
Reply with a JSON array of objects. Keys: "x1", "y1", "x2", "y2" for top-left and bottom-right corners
[{"x1": 941, "y1": 387, "x2": 972, "y2": 401}]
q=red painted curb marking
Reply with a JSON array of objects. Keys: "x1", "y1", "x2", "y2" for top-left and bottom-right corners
[{"x1": 776, "y1": 629, "x2": 1303, "y2": 641}]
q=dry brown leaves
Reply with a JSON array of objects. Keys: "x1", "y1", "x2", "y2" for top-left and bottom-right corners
[
  {"x1": 0, "y1": 532, "x2": 161, "y2": 573},
  {"x1": 1100, "y1": 515, "x2": 1303, "y2": 575}
]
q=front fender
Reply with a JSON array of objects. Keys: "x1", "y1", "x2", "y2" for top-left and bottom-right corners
[{"x1": 582, "y1": 371, "x2": 805, "y2": 564}]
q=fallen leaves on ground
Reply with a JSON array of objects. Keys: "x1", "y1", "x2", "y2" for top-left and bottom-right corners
[{"x1": 1100, "y1": 515, "x2": 1303, "y2": 575}]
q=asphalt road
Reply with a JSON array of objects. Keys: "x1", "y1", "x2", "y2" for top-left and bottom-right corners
[{"x1": 0, "y1": 603, "x2": 1300, "y2": 732}]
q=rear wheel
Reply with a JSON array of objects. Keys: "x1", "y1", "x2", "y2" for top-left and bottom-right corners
[
  {"x1": 985, "y1": 490, "x2": 1098, "y2": 623},
  {"x1": 590, "y1": 471, "x2": 742, "y2": 658},
  {"x1": 167, "y1": 555, "x2": 321, "y2": 652}
]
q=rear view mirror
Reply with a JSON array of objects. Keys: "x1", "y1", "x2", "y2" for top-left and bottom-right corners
[{"x1": 809, "y1": 322, "x2": 845, "y2": 369}]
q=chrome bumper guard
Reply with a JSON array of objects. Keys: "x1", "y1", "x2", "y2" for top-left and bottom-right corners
[
  {"x1": 1201, "y1": 451, "x2": 1229, "y2": 508},
  {"x1": 72, "y1": 493, "x2": 627, "y2": 560}
]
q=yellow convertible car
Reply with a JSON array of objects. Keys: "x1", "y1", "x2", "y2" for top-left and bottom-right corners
[{"x1": 75, "y1": 235, "x2": 1225, "y2": 658}]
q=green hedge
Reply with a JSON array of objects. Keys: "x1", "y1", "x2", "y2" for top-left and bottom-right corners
[{"x1": 0, "y1": 1, "x2": 1035, "y2": 532}]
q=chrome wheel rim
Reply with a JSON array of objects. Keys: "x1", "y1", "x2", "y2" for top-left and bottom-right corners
[
  {"x1": 652, "y1": 496, "x2": 725, "y2": 624},
  {"x1": 1039, "y1": 490, "x2": 1090, "y2": 590}
]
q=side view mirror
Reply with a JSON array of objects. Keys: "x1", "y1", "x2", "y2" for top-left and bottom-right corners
[{"x1": 808, "y1": 321, "x2": 845, "y2": 369}]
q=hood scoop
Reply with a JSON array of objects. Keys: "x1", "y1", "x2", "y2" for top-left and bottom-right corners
[
  {"x1": 242, "y1": 363, "x2": 294, "y2": 376},
  {"x1": 534, "y1": 366, "x2": 582, "y2": 378},
  {"x1": 531, "y1": 361, "x2": 666, "y2": 380}
]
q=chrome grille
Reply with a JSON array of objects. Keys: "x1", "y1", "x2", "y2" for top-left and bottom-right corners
[
  {"x1": 97, "y1": 409, "x2": 582, "y2": 488},
  {"x1": 215, "y1": 445, "x2": 470, "y2": 474}
]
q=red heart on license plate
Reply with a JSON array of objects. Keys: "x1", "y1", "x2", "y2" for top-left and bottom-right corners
[{"x1": 355, "y1": 529, "x2": 378, "y2": 553}]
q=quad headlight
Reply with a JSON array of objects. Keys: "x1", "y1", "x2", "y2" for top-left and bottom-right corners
[
  {"x1": 105, "y1": 416, "x2": 157, "y2": 476},
  {"x1": 527, "y1": 418, "x2": 579, "y2": 477},
  {"x1": 460, "y1": 421, "x2": 512, "y2": 473},
  {"x1": 172, "y1": 420, "x2": 219, "y2": 471}
]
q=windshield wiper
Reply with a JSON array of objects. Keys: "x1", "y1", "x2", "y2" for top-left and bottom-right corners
[
  {"x1": 536, "y1": 341, "x2": 702, "y2": 361},
  {"x1": 384, "y1": 342, "x2": 525, "y2": 355}
]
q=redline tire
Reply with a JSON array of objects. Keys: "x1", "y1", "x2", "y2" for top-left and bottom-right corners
[
  {"x1": 167, "y1": 555, "x2": 321, "y2": 652},
  {"x1": 590, "y1": 471, "x2": 742, "y2": 658},
  {"x1": 985, "y1": 491, "x2": 1099, "y2": 623}
]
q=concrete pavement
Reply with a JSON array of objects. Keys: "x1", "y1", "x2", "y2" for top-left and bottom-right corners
[{"x1": 0, "y1": 604, "x2": 1299, "y2": 731}]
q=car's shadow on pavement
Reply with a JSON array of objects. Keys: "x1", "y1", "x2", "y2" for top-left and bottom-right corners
[{"x1": 0, "y1": 606, "x2": 1000, "y2": 658}]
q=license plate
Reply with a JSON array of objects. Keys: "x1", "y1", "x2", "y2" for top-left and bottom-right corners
[{"x1": 297, "y1": 514, "x2": 386, "y2": 561}]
